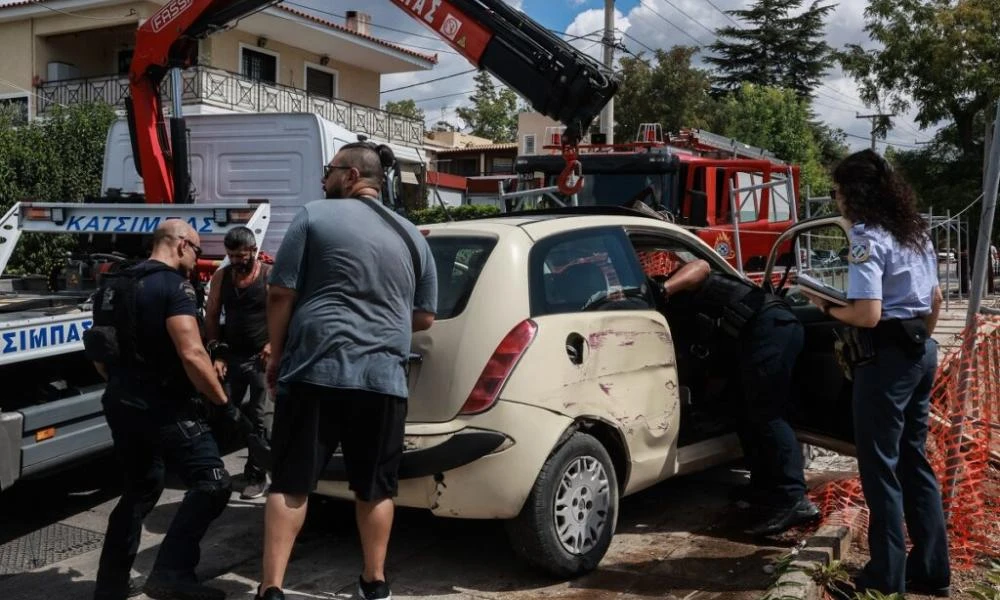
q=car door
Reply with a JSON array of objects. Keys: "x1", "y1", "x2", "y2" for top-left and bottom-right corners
[
  {"x1": 763, "y1": 216, "x2": 857, "y2": 456},
  {"x1": 512, "y1": 225, "x2": 680, "y2": 493}
]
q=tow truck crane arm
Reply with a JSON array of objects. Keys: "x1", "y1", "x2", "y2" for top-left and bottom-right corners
[{"x1": 128, "y1": 0, "x2": 619, "y2": 203}]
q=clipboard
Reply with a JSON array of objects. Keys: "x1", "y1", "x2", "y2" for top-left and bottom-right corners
[{"x1": 795, "y1": 272, "x2": 849, "y2": 306}]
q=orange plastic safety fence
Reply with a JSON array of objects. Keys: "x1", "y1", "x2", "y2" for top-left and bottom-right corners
[{"x1": 810, "y1": 314, "x2": 1000, "y2": 570}]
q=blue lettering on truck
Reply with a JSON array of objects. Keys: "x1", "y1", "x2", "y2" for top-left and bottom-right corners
[
  {"x1": 64, "y1": 215, "x2": 214, "y2": 234},
  {"x1": 2, "y1": 320, "x2": 93, "y2": 354}
]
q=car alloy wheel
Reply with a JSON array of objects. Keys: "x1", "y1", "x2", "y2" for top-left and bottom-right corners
[{"x1": 553, "y1": 456, "x2": 611, "y2": 555}]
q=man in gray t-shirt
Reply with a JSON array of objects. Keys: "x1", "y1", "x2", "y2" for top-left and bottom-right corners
[{"x1": 257, "y1": 142, "x2": 437, "y2": 600}]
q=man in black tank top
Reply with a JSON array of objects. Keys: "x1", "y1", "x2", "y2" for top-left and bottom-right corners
[{"x1": 205, "y1": 227, "x2": 274, "y2": 499}]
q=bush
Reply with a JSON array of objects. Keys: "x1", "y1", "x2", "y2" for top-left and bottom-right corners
[
  {"x1": 0, "y1": 102, "x2": 117, "y2": 277},
  {"x1": 410, "y1": 204, "x2": 500, "y2": 225}
]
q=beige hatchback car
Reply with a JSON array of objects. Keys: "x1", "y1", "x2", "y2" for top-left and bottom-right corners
[{"x1": 316, "y1": 208, "x2": 858, "y2": 577}]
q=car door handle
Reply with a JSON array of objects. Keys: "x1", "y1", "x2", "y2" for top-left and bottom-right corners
[{"x1": 566, "y1": 333, "x2": 586, "y2": 365}]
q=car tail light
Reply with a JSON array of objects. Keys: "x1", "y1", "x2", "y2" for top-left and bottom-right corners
[{"x1": 460, "y1": 319, "x2": 538, "y2": 415}]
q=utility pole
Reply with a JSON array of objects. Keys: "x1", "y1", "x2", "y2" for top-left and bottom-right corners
[
  {"x1": 856, "y1": 111, "x2": 895, "y2": 150},
  {"x1": 600, "y1": 0, "x2": 615, "y2": 145}
]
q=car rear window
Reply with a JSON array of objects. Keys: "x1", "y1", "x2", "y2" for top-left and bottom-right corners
[{"x1": 427, "y1": 235, "x2": 498, "y2": 320}]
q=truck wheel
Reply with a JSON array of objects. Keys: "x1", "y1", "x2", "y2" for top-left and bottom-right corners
[{"x1": 505, "y1": 432, "x2": 619, "y2": 578}]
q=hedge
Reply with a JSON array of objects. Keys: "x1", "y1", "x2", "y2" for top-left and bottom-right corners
[{"x1": 409, "y1": 204, "x2": 500, "y2": 225}]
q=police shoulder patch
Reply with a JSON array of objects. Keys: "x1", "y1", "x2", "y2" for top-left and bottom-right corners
[
  {"x1": 180, "y1": 280, "x2": 197, "y2": 302},
  {"x1": 849, "y1": 239, "x2": 872, "y2": 264}
]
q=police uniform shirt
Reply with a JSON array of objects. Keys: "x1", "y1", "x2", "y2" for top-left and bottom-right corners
[{"x1": 846, "y1": 223, "x2": 939, "y2": 320}]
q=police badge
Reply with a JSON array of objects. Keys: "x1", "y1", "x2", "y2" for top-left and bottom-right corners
[{"x1": 849, "y1": 239, "x2": 871, "y2": 263}]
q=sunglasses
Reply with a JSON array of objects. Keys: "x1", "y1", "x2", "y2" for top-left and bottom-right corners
[
  {"x1": 181, "y1": 238, "x2": 203, "y2": 258},
  {"x1": 324, "y1": 164, "x2": 353, "y2": 179}
]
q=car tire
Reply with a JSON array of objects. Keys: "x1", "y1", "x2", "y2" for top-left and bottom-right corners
[{"x1": 505, "y1": 432, "x2": 619, "y2": 578}]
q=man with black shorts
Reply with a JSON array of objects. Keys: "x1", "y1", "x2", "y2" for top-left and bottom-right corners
[{"x1": 255, "y1": 142, "x2": 437, "y2": 600}]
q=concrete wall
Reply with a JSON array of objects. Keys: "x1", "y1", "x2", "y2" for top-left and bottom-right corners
[
  {"x1": 205, "y1": 29, "x2": 380, "y2": 107},
  {"x1": 517, "y1": 111, "x2": 562, "y2": 155}
]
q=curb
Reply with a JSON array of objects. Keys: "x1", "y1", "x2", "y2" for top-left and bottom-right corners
[{"x1": 761, "y1": 521, "x2": 856, "y2": 600}]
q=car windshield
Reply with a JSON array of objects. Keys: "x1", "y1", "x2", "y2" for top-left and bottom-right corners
[{"x1": 426, "y1": 235, "x2": 498, "y2": 320}]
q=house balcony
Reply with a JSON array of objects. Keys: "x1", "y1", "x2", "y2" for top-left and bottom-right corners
[{"x1": 34, "y1": 66, "x2": 424, "y2": 146}]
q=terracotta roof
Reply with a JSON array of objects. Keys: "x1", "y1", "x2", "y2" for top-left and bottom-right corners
[
  {"x1": 434, "y1": 142, "x2": 519, "y2": 153},
  {"x1": 274, "y1": 5, "x2": 438, "y2": 65},
  {"x1": 0, "y1": 0, "x2": 438, "y2": 65}
]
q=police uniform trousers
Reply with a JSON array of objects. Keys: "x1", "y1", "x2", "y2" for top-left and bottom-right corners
[
  {"x1": 737, "y1": 305, "x2": 807, "y2": 507},
  {"x1": 852, "y1": 337, "x2": 950, "y2": 594},
  {"x1": 94, "y1": 379, "x2": 231, "y2": 600}
]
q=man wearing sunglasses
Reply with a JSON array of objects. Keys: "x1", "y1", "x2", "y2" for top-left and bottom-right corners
[
  {"x1": 88, "y1": 219, "x2": 232, "y2": 600},
  {"x1": 256, "y1": 143, "x2": 437, "y2": 600}
]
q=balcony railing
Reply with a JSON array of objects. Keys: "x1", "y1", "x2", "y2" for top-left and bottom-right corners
[{"x1": 35, "y1": 66, "x2": 425, "y2": 146}]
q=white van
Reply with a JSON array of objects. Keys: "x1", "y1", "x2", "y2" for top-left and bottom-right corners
[{"x1": 101, "y1": 112, "x2": 427, "y2": 256}]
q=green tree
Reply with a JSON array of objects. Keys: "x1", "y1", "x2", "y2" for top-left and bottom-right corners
[
  {"x1": 706, "y1": 0, "x2": 835, "y2": 97},
  {"x1": 837, "y1": 0, "x2": 1000, "y2": 156},
  {"x1": 713, "y1": 83, "x2": 831, "y2": 193},
  {"x1": 455, "y1": 71, "x2": 518, "y2": 142},
  {"x1": 613, "y1": 46, "x2": 719, "y2": 142},
  {"x1": 0, "y1": 102, "x2": 117, "y2": 276},
  {"x1": 384, "y1": 98, "x2": 425, "y2": 122}
]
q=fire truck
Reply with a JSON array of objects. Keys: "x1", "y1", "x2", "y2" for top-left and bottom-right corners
[
  {"x1": 501, "y1": 124, "x2": 800, "y2": 274},
  {"x1": 0, "y1": 0, "x2": 617, "y2": 490}
]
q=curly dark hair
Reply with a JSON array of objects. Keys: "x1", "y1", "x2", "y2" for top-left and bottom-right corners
[{"x1": 833, "y1": 149, "x2": 929, "y2": 252}]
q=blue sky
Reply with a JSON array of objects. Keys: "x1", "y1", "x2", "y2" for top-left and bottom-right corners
[{"x1": 361, "y1": 0, "x2": 941, "y2": 153}]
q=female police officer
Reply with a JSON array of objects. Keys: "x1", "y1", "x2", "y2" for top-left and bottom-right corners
[{"x1": 804, "y1": 149, "x2": 950, "y2": 597}]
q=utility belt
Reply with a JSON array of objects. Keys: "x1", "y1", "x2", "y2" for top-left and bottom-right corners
[{"x1": 834, "y1": 317, "x2": 929, "y2": 369}]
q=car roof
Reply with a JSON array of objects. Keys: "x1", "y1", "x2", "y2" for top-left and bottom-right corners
[{"x1": 420, "y1": 206, "x2": 694, "y2": 237}]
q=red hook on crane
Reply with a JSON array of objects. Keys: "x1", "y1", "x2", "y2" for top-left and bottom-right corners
[{"x1": 556, "y1": 138, "x2": 585, "y2": 196}]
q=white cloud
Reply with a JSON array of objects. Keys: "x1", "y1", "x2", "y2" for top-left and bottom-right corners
[{"x1": 564, "y1": 8, "x2": 631, "y2": 62}]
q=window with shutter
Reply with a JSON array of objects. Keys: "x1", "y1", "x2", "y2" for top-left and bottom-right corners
[
  {"x1": 305, "y1": 66, "x2": 336, "y2": 99},
  {"x1": 241, "y1": 48, "x2": 277, "y2": 83}
]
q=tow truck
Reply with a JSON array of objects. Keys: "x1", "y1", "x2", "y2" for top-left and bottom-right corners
[
  {"x1": 0, "y1": 0, "x2": 617, "y2": 491},
  {"x1": 500, "y1": 124, "x2": 801, "y2": 276}
]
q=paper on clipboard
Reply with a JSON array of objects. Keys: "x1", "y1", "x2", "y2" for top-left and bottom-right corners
[{"x1": 795, "y1": 272, "x2": 848, "y2": 306}]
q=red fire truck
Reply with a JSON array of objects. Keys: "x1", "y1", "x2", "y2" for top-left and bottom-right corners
[{"x1": 503, "y1": 124, "x2": 800, "y2": 274}]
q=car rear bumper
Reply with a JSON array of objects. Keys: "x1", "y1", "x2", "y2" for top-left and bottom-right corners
[
  {"x1": 314, "y1": 400, "x2": 573, "y2": 519},
  {"x1": 320, "y1": 429, "x2": 510, "y2": 481}
]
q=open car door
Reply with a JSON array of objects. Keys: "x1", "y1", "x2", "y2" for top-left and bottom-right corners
[{"x1": 762, "y1": 216, "x2": 857, "y2": 456}]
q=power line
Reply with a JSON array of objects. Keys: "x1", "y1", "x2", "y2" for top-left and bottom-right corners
[
  {"x1": 27, "y1": 0, "x2": 135, "y2": 21},
  {"x1": 637, "y1": 0, "x2": 707, "y2": 47},
  {"x1": 616, "y1": 28, "x2": 657, "y2": 56},
  {"x1": 653, "y1": 0, "x2": 719, "y2": 38},
  {"x1": 411, "y1": 89, "x2": 476, "y2": 104},
  {"x1": 381, "y1": 69, "x2": 477, "y2": 94},
  {"x1": 704, "y1": 0, "x2": 743, "y2": 28}
]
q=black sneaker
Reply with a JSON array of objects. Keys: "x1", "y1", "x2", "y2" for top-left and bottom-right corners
[
  {"x1": 143, "y1": 578, "x2": 227, "y2": 600},
  {"x1": 356, "y1": 576, "x2": 391, "y2": 600},
  {"x1": 255, "y1": 586, "x2": 285, "y2": 600},
  {"x1": 744, "y1": 497, "x2": 821, "y2": 537}
]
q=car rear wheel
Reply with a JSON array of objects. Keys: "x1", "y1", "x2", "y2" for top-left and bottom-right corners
[{"x1": 505, "y1": 432, "x2": 619, "y2": 577}]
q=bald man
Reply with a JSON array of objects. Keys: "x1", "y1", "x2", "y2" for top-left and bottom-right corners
[{"x1": 90, "y1": 219, "x2": 232, "y2": 600}]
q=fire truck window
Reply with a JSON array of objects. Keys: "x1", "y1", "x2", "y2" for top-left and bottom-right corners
[
  {"x1": 769, "y1": 174, "x2": 792, "y2": 222},
  {"x1": 688, "y1": 167, "x2": 708, "y2": 227},
  {"x1": 733, "y1": 171, "x2": 761, "y2": 222}
]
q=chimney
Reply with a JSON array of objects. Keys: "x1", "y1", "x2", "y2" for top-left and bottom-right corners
[{"x1": 345, "y1": 11, "x2": 371, "y2": 36}]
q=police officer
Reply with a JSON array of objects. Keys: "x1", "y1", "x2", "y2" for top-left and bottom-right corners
[
  {"x1": 204, "y1": 226, "x2": 273, "y2": 500},
  {"x1": 87, "y1": 220, "x2": 232, "y2": 600},
  {"x1": 803, "y1": 149, "x2": 949, "y2": 597},
  {"x1": 658, "y1": 258, "x2": 819, "y2": 536}
]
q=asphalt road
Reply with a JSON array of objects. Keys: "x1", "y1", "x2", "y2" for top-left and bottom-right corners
[{"x1": 0, "y1": 447, "x2": 832, "y2": 600}]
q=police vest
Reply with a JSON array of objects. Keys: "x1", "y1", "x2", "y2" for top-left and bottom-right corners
[
  {"x1": 692, "y1": 272, "x2": 787, "y2": 340},
  {"x1": 83, "y1": 261, "x2": 176, "y2": 374}
]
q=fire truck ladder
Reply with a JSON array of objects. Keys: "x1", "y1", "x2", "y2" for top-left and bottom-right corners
[{"x1": 670, "y1": 128, "x2": 786, "y2": 164}]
